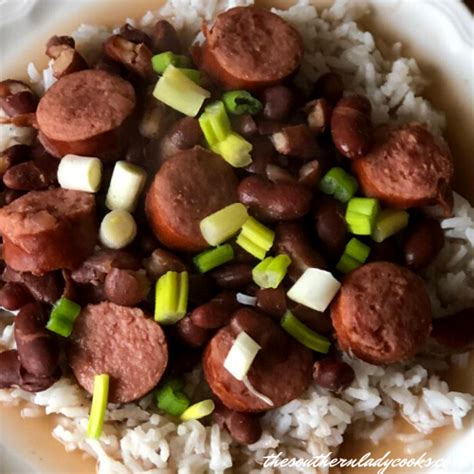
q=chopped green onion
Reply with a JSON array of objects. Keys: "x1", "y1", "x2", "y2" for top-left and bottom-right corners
[
  {"x1": 155, "y1": 378, "x2": 190, "y2": 417},
  {"x1": 222, "y1": 90, "x2": 262, "y2": 115},
  {"x1": 193, "y1": 244, "x2": 234, "y2": 273},
  {"x1": 287, "y1": 268, "x2": 341, "y2": 312},
  {"x1": 154, "y1": 271, "x2": 189, "y2": 324},
  {"x1": 87, "y1": 374, "x2": 109, "y2": 439},
  {"x1": 345, "y1": 197, "x2": 380, "y2": 235},
  {"x1": 252, "y1": 255, "x2": 291, "y2": 289},
  {"x1": 200, "y1": 203, "x2": 249, "y2": 246},
  {"x1": 319, "y1": 167, "x2": 358, "y2": 203},
  {"x1": 211, "y1": 132, "x2": 253, "y2": 168},
  {"x1": 335, "y1": 238, "x2": 370, "y2": 274},
  {"x1": 153, "y1": 65, "x2": 210, "y2": 117},
  {"x1": 236, "y1": 217, "x2": 275, "y2": 260},
  {"x1": 151, "y1": 52, "x2": 191, "y2": 74},
  {"x1": 223, "y1": 331, "x2": 261, "y2": 381},
  {"x1": 180, "y1": 399, "x2": 215, "y2": 421},
  {"x1": 198, "y1": 101, "x2": 231, "y2": 146},
  {"x1": 281, "y1": 311, "x2": 330, "y2": 353},
  {"x1": 46, "y1": 297, "x2": 81, "y2": 337},
  {"x1": 178, "y1": 68, "x2": 202, "y2": 85},
  {"x1": 372, "y1": 209, "x2": 409, "y2": 243}
]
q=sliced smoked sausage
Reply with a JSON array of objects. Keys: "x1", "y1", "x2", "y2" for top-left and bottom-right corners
[
  {"x1": 198, "y1": 7, "x2": 304, "y2": 91},
  {"x1": 0, "y1": 188, "x2": 96, "y2": 275},
  {"x1": 331, "y1": 262, "x2": 432, "y2": 365},
  {"x1": 36, "y1": 70, "x2": 135, "y2": 158},
  {"x1": 203, "y1": 308, "x2": 313, "y2": 412},
  {"x1": 145, "y1": 146, "x2": 238, "y2": 252},
  {"x1": 352, "y1": 123, "x2": 454, "y2": 215},
  {"x1": 68, "y1": 302, "x2": 168, "y2": 403}
]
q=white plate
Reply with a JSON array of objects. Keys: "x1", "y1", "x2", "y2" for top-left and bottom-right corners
[{"x1": 0, "y1": 1, "x2": 473, "y2": 473}]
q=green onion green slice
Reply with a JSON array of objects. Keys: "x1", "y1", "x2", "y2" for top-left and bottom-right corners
[
  {"x1": 193, "y1": 244, "x2": 234, "y2": 273},
  {"x1": 222, "y1": 90, "x2": 263, "y2": 115},
  {"x1": 87, "y1": 374, "x2": 109, "y2": 439},
  {"x1": 252, "y1": 254, "x2": 291, "y2": 289}
]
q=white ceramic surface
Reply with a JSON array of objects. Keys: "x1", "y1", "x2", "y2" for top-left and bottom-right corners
[{"x1": 0, "y1": 1, "x2": 473, "y2": 473}]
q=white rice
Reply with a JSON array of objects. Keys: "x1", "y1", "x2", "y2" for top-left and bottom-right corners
[{"x1": 1, "y1": 1, "x2": 473, "y2": 473}]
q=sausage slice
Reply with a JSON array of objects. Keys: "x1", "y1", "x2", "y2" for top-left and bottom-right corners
[
  {"x1": 36, "y1": 70, "x2": 135, "y2": 158},
  {"x1": 203, "y1": 308, "x2": 313, "y2": 412},
  {"x1": 331, "y1": 262, "x2": 432, "y2": 365},
  {"x1": 68, "y1": 302, "x2": 168, "y2": 403},
  {"x1": 0, "y1": 188, "x2": 96, "y2": 275},
  {"x1": 199, "y1": 7, "x2": 304, "y2": 91},
  {"x1": 352, "y1": 123, "x2": 454, "y2": 214},
  {"x1": 145, "y1": 146, "x2": 238, "y2": 252}
]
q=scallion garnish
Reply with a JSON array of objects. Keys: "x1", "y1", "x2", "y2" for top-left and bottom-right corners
[
  {"x1": 281, "y1": 311, "x2": 330, "y2": 353},
  {"x1": 345, "y1": 197, "x2": 380, "y2": 235},
  {"x1": 211, "y1": 132, "x2": 253, "y2": 168},
  {"x1": 178, "y1": 68, "x2": 202, "y2": 85},
  {"x1": 223, "y1": 331, "x2": 261, "y2": 381},
  {"x1": 155, "y1": 378, "x2": 190, "y2": 417},
  {"x1": 200, "y1": 203, "x2": 248, "y2": 246},
  {"x1": 151, "y1": 51, "x2": 191, "y2": 74},
  {"x1": 236, "y1": 217, "x2": 275, "y2": 260},
  {"x1": 180, "y1": 399, "x2": 215, "y2": 421},
  {"x1": 87, "y1": 374, "x2": 109, "y2": 439},
  {"x1": 336, "y1": 237, "x2": 370, "y2": 274},
  {"x1": 46, "y1": 297, "x2": 81, "y2": 337},
  {"x1": 154, "y1": 271, "x2": 189, "y2": 324},
  {"x1": 153, "y1": 65, "x2": 210, "y2": 117},
  {"x1": 319, "y1": 167, "x2": 358, "y2": 203},
  {"x1": 193, "y1": 244, "x2": 234, "y2": 273},
  {"x1": 372, "y1": 209, "x2": 409, "y2": 243},
  {"x1": 252, "y1": 254, "x2": 291, "y2": 289},
  {"x1": 222, "y1": 90, "x2": 263, "y2": 115},
  {"x1": 199, "y1": 101, "x2": 231, "y2": 146}
]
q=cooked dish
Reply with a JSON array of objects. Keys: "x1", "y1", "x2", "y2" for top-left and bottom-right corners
[{"x1": 0, "y1": 1, "x2": 473, "y2": 472}]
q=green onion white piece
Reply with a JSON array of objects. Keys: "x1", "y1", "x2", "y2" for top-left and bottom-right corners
[
  {"x1": 154, "y1": 271, "x2": 189, "y2": 324},
  {"x1": 87, "y1": 374, "x2": 109, "y2": 439},
  {"x1": 153, "y1": 65, "x2": 211, "y2": 117},
  {"x1": 242, "y1": 376, "x2": 274, "y2": 407},
  {"x1": 223, "y1": 331, "x2": 261, "y2": 381},
  {"x1": 252, "y1": 254, "x2": 291, "y2": 289},
  {"x1": 105, "y1": 161, "x2": 147, "y2": 212},
  {"x1": 236, "y1": 217, "x2": 275, "y2": 260},
  {"x1": 46, "y1": 297, "x2": 81, "y2": 337},
  {"x1": 280, "y1": 311, "x2": 330, "y2": 353},
  {"x1": 211, "y1": 132, "x2": 253, "y2": 168},
  {"x1": 193, "y1": 244, "x2": 234, "y2": 273},
  {"x1": 180, "y1": 399, "x2": 215, "y2": 421},
  {"x1": 372, "y1": 209, "x2": 409, "y2": 243},
  {"x1": 199, "y1": 203, "x2": 248, "y2": 246},
  {"x1": 287, "y1": 268, "x2": 341, "y2": 312},
  {"x1": 57, "y1": 154, "x2": 102, "y2": 193},
  {"x1": 99, "y1": 210, "x2": 137, "y2": 249}
]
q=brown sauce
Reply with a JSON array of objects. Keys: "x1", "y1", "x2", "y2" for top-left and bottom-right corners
[{"x1": 0, "y1": 1, "x2": 472, "y2": 473}]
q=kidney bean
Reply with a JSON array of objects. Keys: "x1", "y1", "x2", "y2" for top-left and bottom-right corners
[
  {"x1": 213, "y1": 404, "x2": 262, "y2": 445},
  {"x1": 368, "y1": 237, "x2": 400, "y2": 264},
  {"x1": 46, "y1": 35, "x2": 75, "y2": 52},
  {"x1": 119, "y1": 23, "x2": 153, "y2": 48},
  {"x1": 256, "y1": 287, "x2": 287, "y2": 319},
  {"x1": 143, "y1": 248, "x2": 188, "y2": 280},
  {"x1": 190, "y1": 292, "x2": 240, "y2": 329},
  {"x1": 245, "y1": 136, "x2": 275, "y2": 175},
  {"x1": 61, "y1": 270, "x2": 77, "y2": 301},
  {"x1": 231, "y1": 242, "x2": 258, "y2": 265},
  {"x1": 0, "y1": 282, "x2": 33, "y2": 310},
  {"x1": 0, "y1": 145, "x2": 30, "y2": 177},
  {"x1": 271, "y1": 124, "x2": 318, "y2": 160},
  {"x1": 14, "y1": 303, "x2": 59, "y2": 378},
  {"x1": 0, "y1": 189, "x2": 22, "y2": 206},
  {"x1": 298, "y1": 160, "x2": 322, "y2": 188},
  {"x1": 313, "y1": 197, "x2": 347, "y2": 258},
  {"x1": 104, "y1": 268, "x2": 150, "y2": 306},
  {"x1": 139, "y1": 100, "x2": 169, "y2": 139},
  {"x1": 275, "y1": 221, "x2": 326, "y2": 281},
  {"x1": 313, "y1": 358, "x2": 355, "y2": 392},
  {"x1": 331, "y1": 95, "x2": 372, "y2": 159},
  {"x1": 403, "y1": 217, "x2": 444, "y2": 269},
  {"x1": 0, "y1": 80, "x2": 38, "y2": 117},
  {"x1": 232, "y1": 114, "x2": 258, "y2": 138},
  {"x1": 3, "y1": 161, "x2": 49, "y2": 191},
  {"x1": 188, "y1": 274, "x2": 216, "y2": 306},
  {"x1": 0, "y1": 350, "x2": 21, "y2": 388},
  {"x1": 431, "y1": 308, "x2": 474, "y2": 353},
  {"x1": 210, "y1": 263, "x2": 253, "y2": 290},
  {"x1": 290, "y1": 304, "x2": 333, "y2": 335},
  {"x1": 153, "y1": 20, "x2": 182, "y2": 54},
  {"x1": 265, "y1": 164, "x2": 296, "y2": 184},
  {"x1": 238, "y1": 176, "x2": 312, "y2": 222},
  {"x1": 159, "y1": 117, "x2": 203, "y2": 162},
  {"x1": 175, "y1": 316, "x2": 212, "y2": 348},
  {"x1": 256, "y1": 118, "x2": 283, "y2": 136},
  {"x1": 312, "y1": 72, "x2": 344, "y2": 105},
  {"x1": 304, "y1": 98, "x2": 332, "y2": 134},
  {"x1": 19, "y1": 367, "x2": 61, "y2": 392},
  {"x1": 45, "y1": 36, "x2": 87, "y2": 79},
  {"x1": 166, "y1": 343, "x2": 202, "y2": 375},
  {"x1": 262, "y1": 85, "x2": 294, "y2": 121}
]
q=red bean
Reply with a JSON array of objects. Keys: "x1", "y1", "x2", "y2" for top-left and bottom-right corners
[
  {"x1": 190, "y1": 292, "x2": 240, "y2": 329},
  {"x1": 256, "y1": 287, "x2": 287, "y2": 319},
  {"x1": 312, "y1": 72, "x2": 344, "y2": 105},
  {"x1": 119, "y1": 23, "x2": 153, "y2": 48},
  {"x1": 232, "y1": 114, "x2": 258, "y2": 138},
  {"x1": 0, "y1": 282, "x2": 33, "y2": 310},
  {"x1": 313, "y1": 358, "x2": 354, "y2": 391},
  {"x1": 159, "y1": 117, "x2": 203, "y2": 163},
  {"x1": 262, "y1": 85, "x2": 294, "y2": 121},
  {"x1": 188, "y1": 274, "x2": 216, "y2": 306},
  {"x1": 298, "y1": 160, "x2": 322, "y2": 188},
  {"x1": 213, "y1": 404, "x2": 262, "y2": 445},
  {"x1": 210, "y1": 263, "x2": 253, "y2": 290},
  {"x1": 153, "y1": 20, "x2": 182, "y2": 54},
  {"x1": 144, "y1": 248, "x2": 188, "y2": 280},
  {"x1": 0, "y1": 350, "x2": 21, "y2": 388},
  {"x1": 304, "y1": 98, "x2": 332, "y2": 134},
  {"x1": 245, "y1": 136, "x2": 275, "y2": 175},
  {"x1": 175, "y1": 316, "x2": 211, "y2": 348},
  {"x1": 271, "y1": 124, "x2": 318, "y2": 160},
  {"x1": 3, "y1": 161, "x2": 49, "y2": 191},
  {"x1": 290, "y1": 304, "x2": 333, "y2": 335},
  {"x1": 104, "y1": 268, "x2": 150, "y2": 306},
  {"x1": 431, "y1": 307, "x2": 474, "y2": 352}
]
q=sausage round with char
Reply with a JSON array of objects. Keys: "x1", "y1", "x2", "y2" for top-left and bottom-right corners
[
  {"x1": 0, "y1": 188, "x2": 96, "y2": 275},
  {"x1": 145, "y1": 146, "x2": 238, "y2": 252},
  {"x1": 352, "y1": 123, "x2": 454, "y2": 215},
  {"x1": 203, "y1": 308, "x2": 313, "y2": 412},
  {"x1": 36, "y1": 70, "x2": 135, "y2": 158},
  {"x1": 68, "y1": 302, "x2": 168, "y2": 403},
  {"x1": 198, "y1": 7, "x2": 304, "y2": 91},
  {"x1": 331, "y1": 262, "x2": 432, "y2": 365}
]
